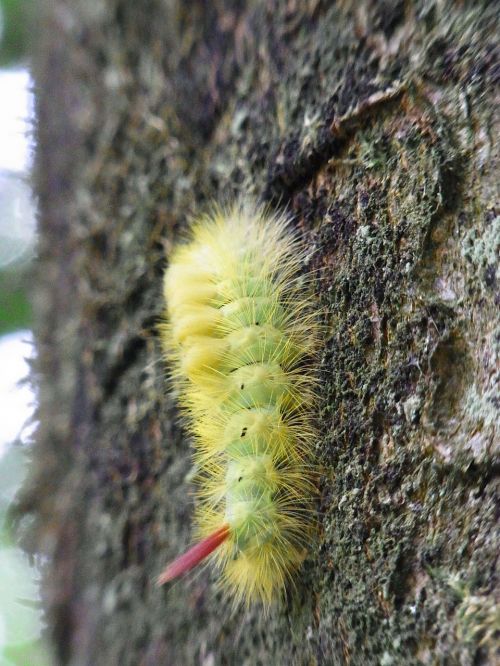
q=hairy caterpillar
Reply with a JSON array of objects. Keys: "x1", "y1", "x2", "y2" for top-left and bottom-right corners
[{"x1": 158, "y1": 202, "x2": 319, "y2": 606}]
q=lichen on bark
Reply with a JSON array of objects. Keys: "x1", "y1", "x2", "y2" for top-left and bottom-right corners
[{"x1": 22, "y1": 1, "x2": 498, "y2": 664}]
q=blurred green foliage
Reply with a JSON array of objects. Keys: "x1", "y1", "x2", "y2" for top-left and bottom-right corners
[
  {"x1": 0, "y1": 1, "x2": 44, "y2": 662},
  {"x1": 0, "y1": 268, "x2": 32, "y2": 334},
  {"x1": 0, "y1": 447, "x2": 52, "y2": 665},
  {"x1": 0, "y1": 0, "x2": 35, "y2": 329},
  {"x1": 0, "y1": 0, "x2": 28, "y2": 65}
]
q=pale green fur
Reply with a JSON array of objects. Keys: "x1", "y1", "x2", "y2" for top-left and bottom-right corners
[{"x1": 162, "y1": 203, "x2": 319, "y2": 606}]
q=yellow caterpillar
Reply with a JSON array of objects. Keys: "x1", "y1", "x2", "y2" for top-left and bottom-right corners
[{"x1": 158, "y1": 202, "x2": 319, "y2": 606}]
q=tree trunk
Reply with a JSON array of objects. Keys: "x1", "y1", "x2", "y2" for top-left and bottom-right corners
[{"x1": 25, "y1": 1, "x2": 498, "y2": 664}]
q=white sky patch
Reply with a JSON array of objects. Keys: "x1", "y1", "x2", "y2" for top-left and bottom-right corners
[
  {"x1": 0, "y1": 330, "x2": 35, "y2": 457},
  {"x1": 0, "y1": 68, "x2": 34, "y2": 173}
]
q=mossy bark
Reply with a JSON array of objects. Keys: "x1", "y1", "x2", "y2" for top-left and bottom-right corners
[{"x1": 25, "y1": 1, "x2": 498, "y2": 664}]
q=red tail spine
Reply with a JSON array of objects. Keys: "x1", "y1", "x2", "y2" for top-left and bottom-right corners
[{"x1": 157, "y1": 524, "x2": 230, "y2": 585}]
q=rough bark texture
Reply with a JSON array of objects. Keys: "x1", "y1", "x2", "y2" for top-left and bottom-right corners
[{"x1": 23, "y1": 1, "x2": 498, "y2": 664}]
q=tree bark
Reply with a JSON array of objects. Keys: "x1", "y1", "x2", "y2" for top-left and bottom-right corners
[{"x1": 25, "y1": 1, "x2": 498, "y2": 664}]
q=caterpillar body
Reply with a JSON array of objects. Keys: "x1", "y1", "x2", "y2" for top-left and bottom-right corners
[{"x1": 158, "y1": 203, "x2": 319, "y2": 606}]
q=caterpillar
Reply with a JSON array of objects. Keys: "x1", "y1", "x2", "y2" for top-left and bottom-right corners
[{"x1": 158, "y1": 202, "x2": 319, "y2": 606}]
